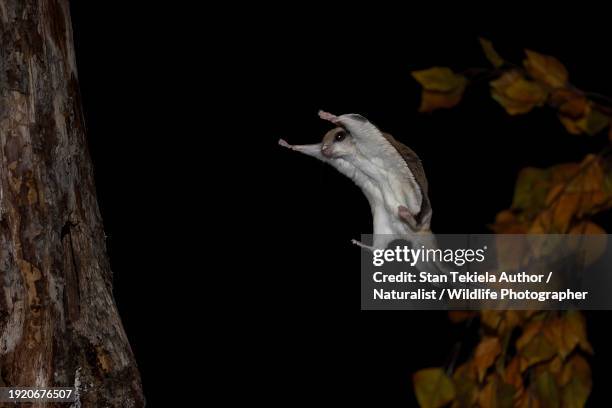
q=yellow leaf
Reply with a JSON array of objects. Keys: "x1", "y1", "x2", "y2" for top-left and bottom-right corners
[
  {"x1": 524, "y1": 49, "x2": 569, "y2": 89},
  {"x1": 564, "y1": 156, "x2": 612, "y2": 216},
  {"x1": 543, "y1": 318, "x2": 574, "y2": 360},
  {"x1": 550, "y1": 88, "x2": 580, "y2": 106},
  {"x1": 523, "y1": 310, "x2": 540, "y2": 319},
  {"x1": 512, "y1": 167, "x2": 551, "y2": 213},
  {"x1": 581, "y1": 108, "x2": 609, "y2": 136},
  {"x1": 478, "y1": 378, "x2": 497, "y2": 408},
  {"x1": 559, "y1": 104, "x2": 609, "y2": 136},
  {"x1": 474, "y1": 337, "x2": 502, "y2": 382},
  {"x1": 454, "y1": 361, "x2": 477, "y2": 381},
  {"x1": 544, "y1": 184, "x2": 581, "y2": 233},
  {"x1": 480, "y1": 311, "x2": 526, "y2": 336},
  {"x1": 413, "y1": 368, "x2": 456, "y2": 408},
  {"x1": 412, "y1": 67, "x2": 467, "y2": 112},
  {"x1": 529, "y1": 209, "x2": 555, "y2": 233},
  {"x1": 576, "y1": 155, "x2": 604, "y2": 189},
  {"x1": 452, "y1": 362, "x2": 479, "y2": 408},
  {"x1": 448, "y1": 311, "x2": 476, "y2": 324},
  {"x1": 516, "y1": 320, "x2": 557, "y2": 371},
  {"x1": 560, "y1": 355, "x2": 591, "y2": 408},
  {"x1": 542, "y1": 313, "x2": 591, "y2": 360},
  {"x1": 486, "y1": 311, "x2": 524, "y2": 338},
  {"x1": 503, "y1": 356, "x2": 523, "y2": 391},
  {"x1": 559, "y1": 116, "x2": 583, "y2": 135},
  {"x1": 491, "y1": 71, "x2": 547, "y2": 115},
  {"x1": 559, "y1": 355, "x2": 589, "y2": 385},
  {"x1": 534, "y1": 371, "x2": 560, "y2": 408},
  {"x1": 479, "y1": 37, "x2": 504, "y2": 68},
  {"x1": 548, "y1": 356, "x2": 564, "y2": 378},
  {"x1": 563, "y1": 311, "x2": 593, "y2": 354},
  {"x1": 480, "y1": 310, "x2": 503, "y2": 331},
  {"x1": 491, "y1": 70, "x2": 522, "y2": 93},
  {"x1": 490, "y1": 210, "x2": 528, "y2": 234},
  {"x1": 504, "y1": 311, "x2": 523, "y2": 330},
  {"x1": 512, "y1": 155, "x2": 612, "y2": 233},
  {"x1": 568, "y1": 222, "x2": 607, "y2": 266},
  {"x1": 478, "y1": 374, "x2": 515, "y2": 408},
  {"x1": 550, "y1": 163, "x2": 581, "y2": 184},
  {"x1": 516, "y1": 391, "x2": 542, "y2": 408},
  {"x1": 419, "y1": 87, "x2": 466, "y2": 112},
  {"x1": 604, "y1": 165, "x2": 612, "y2": 195},
  {"x1": 412, "y1": 67, "x2": 466, "y2": 92},
  {"x1": 558, "y1": 97, "x2": 588, "y2": 119},
  {"x1": 505, "y1": 79, "x2": 548, "y2": 103}
]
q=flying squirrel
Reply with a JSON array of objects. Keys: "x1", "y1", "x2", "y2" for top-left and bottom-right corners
[{"x1": 279, "y1": 110, "x2": 433, "y2": 250}]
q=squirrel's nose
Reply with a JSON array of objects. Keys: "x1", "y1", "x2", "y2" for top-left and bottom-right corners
[{"x1": 321, "y1": 144, "x2": 333, "y2": 157}]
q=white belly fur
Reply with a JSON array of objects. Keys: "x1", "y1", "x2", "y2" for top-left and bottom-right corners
[{"x1": 331, "y1": 156, "x2": 419, "y2": 242}]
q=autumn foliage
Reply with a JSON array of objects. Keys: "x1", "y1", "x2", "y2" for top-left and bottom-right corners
[{"x1": 410, "y1": 39, "x2": 612, "y2": 407}]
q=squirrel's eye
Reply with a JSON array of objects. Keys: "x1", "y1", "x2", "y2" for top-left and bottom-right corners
[{"x1": 335, "y1": 131, "x2": 346, "y2": 142}]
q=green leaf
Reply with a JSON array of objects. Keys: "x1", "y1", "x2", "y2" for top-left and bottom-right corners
[
  {"x1": 582, "y1": 108, "x2": 609, "y2": 136},
  {"x1": 413, "y1": 367, "x2": 456, "y2": 408},
  {"x1": 517, "y1": 321, "x2": 557, "y2": 371},
  {"x1": 512, "y1": 167, "x2": 551, "y2": 214}
]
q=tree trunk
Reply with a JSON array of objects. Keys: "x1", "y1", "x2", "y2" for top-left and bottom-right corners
[{"x1": 0, "y1": 1, "x2": 144, "y2": 406}]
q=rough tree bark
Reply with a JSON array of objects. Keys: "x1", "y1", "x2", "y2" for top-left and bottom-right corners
[{"x1": 0, "y1": 1, "x2": 144, "y2": 406}]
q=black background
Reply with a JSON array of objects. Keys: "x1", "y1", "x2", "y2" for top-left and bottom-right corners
[{"x1": 69, "y1": 5, "x2": 612, "y2": 406}]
